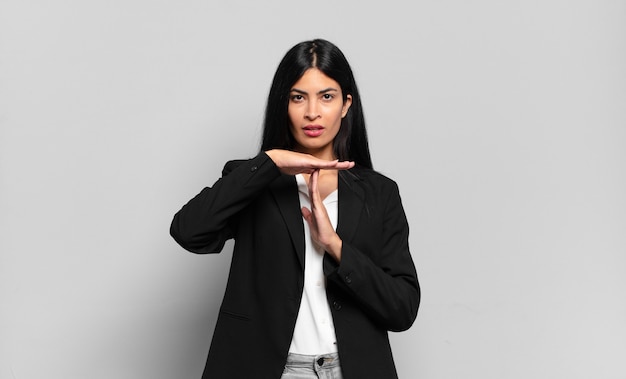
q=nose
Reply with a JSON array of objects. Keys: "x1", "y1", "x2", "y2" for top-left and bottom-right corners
[{"x1": 305, "y1": 101, "x2": 320, "y2": 120}]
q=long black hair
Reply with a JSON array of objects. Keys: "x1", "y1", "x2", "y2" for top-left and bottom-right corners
[{"x1": 260, "y1": 39, "x2": 373, "y2": 169}]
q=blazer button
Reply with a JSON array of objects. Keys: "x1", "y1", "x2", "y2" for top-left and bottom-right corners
[
  {"x1": 250, "y1": 165, "x2": 258, "y2": 172},
  {"x1": 333, "y1": 301, "x2": 342, "y2": 310},
  {"x1": 344, "y1": 275, "x2": 352, "y2": 284}
]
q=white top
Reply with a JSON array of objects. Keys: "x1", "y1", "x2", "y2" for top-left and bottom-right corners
[{"x1": 288, "y1": 174, "x2": 339, "y2": 354}]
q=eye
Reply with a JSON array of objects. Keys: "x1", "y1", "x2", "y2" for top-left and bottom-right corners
[
  {"x1": 290, "y1": 94, "x2": 304, "y2": 102},
  {"x1": 321, "y1": 93, "x2": 334, "y2": 101}
]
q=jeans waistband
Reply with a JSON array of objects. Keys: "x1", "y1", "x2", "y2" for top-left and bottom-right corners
[{"x1": 285, "y1": 352, "x2": 340, "y2": 369}]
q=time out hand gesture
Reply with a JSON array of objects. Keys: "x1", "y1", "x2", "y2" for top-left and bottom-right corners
[
  {"x1": 265, "y1": 149, "x2": 354, "y2": 176},
  {"x1": 301, "y1": 169, "x2": 343, "y2": 262}
]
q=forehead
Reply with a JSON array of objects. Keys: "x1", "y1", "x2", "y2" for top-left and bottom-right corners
[{"x1": 291, "y1": 68, "x2": 341, "y2": 91}]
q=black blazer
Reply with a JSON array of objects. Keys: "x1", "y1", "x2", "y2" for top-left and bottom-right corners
[{"x1": 170, "y1": 152, "x2": 420, "y2": 379}]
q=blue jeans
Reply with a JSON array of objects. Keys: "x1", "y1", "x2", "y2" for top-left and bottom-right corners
[{"x1": 281, "y1": 353, "x2": 343, "y2": 379}]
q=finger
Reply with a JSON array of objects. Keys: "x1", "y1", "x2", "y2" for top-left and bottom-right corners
[
  {"x1": 320, "y1": 160, "x2": 354, "y2": 170},
  {"x1": 335, "y1": 161, "x2": 355, "y2": 170},
  {"x1": 309, "y1": 169, "x2": 319, "y2": 191},
  {"x1": 306, "y1": 157, "x2": 353, "y2": 169},
  {"x1": 308, "y1": 169, "x2": 321, "y2": 206}
]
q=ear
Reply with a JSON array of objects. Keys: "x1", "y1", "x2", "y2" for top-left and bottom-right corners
[{"x1": 341, "y1": 94, "x2": 353, "y2": 118}]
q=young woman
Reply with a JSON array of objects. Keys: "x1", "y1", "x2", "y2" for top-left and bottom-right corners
[{"x1": 170, "y1": 39, "x2": 420, "y2": 379}]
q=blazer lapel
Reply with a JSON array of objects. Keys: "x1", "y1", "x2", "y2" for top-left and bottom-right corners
[
  {"x1": 270, "y1": 174, "x2": 305, "y2": 269},
  {"x1": 337, "y1": 169, "x2": 365, "y2": 243}
]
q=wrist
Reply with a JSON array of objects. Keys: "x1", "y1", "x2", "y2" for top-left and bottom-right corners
[
  {"x1": 264, "y1": 149, "x2": 277, "y2": 161},
  {"x1": 325, "y1": 235, "x2": 343, "y2": 262}
]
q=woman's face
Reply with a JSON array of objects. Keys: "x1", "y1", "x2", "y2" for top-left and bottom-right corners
[{"x1": 288, "y1": 68, "x2": 352, "y2": 160}]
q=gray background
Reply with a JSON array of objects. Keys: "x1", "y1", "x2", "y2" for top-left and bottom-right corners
[{"x1": 1, "y1": 1, "x2": 625, "y2": 378}]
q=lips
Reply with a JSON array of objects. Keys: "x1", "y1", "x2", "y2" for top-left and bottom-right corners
[{"x1": 303, "y1": 125, "x2": 324, "y2": 137}]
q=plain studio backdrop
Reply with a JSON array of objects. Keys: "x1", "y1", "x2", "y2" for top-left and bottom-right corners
[{"x1": 1, "y1": 1, "x2": 625, "y2": 378}]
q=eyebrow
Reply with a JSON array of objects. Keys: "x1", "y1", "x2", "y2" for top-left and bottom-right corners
[{"x1": 290, "y1": 87, "x2": 339, "y2": 95}]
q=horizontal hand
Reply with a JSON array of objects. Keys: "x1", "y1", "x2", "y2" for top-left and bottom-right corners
[{"x1": 265, "y1": 149, "x2": 354, "y2": 176}]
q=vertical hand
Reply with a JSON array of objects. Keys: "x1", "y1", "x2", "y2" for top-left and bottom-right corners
[{"x1": 301, "y1": 169, "x2": 343, "y2": 262}]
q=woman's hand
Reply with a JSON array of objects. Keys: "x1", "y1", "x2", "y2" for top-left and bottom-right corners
[
  {"x1": 301, "y1": 169, "x2": 343, "y2": 262},
  {"x1": 265, "y1": 149, "x2": 354, "y2": 176}
]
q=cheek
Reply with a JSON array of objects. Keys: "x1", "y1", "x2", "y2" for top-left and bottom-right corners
[
  {"x1": 288, "y1": 105, "x2": 302, "y2": 125},
  {"x1": 332, "y1": 107, "x2": 345, "y2": 126}
]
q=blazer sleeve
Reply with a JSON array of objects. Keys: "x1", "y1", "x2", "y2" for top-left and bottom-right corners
[
  {"x1": 325, "y1": 179, "x2": 420, "y2": 332},
  {"x1": 170, "y1": 152, "x2": 281, "y2": 254}
]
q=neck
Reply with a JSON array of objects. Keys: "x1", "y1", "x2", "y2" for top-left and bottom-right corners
[{"x1": 294, "y1": 146, "x2": 336, "y2": 161}]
